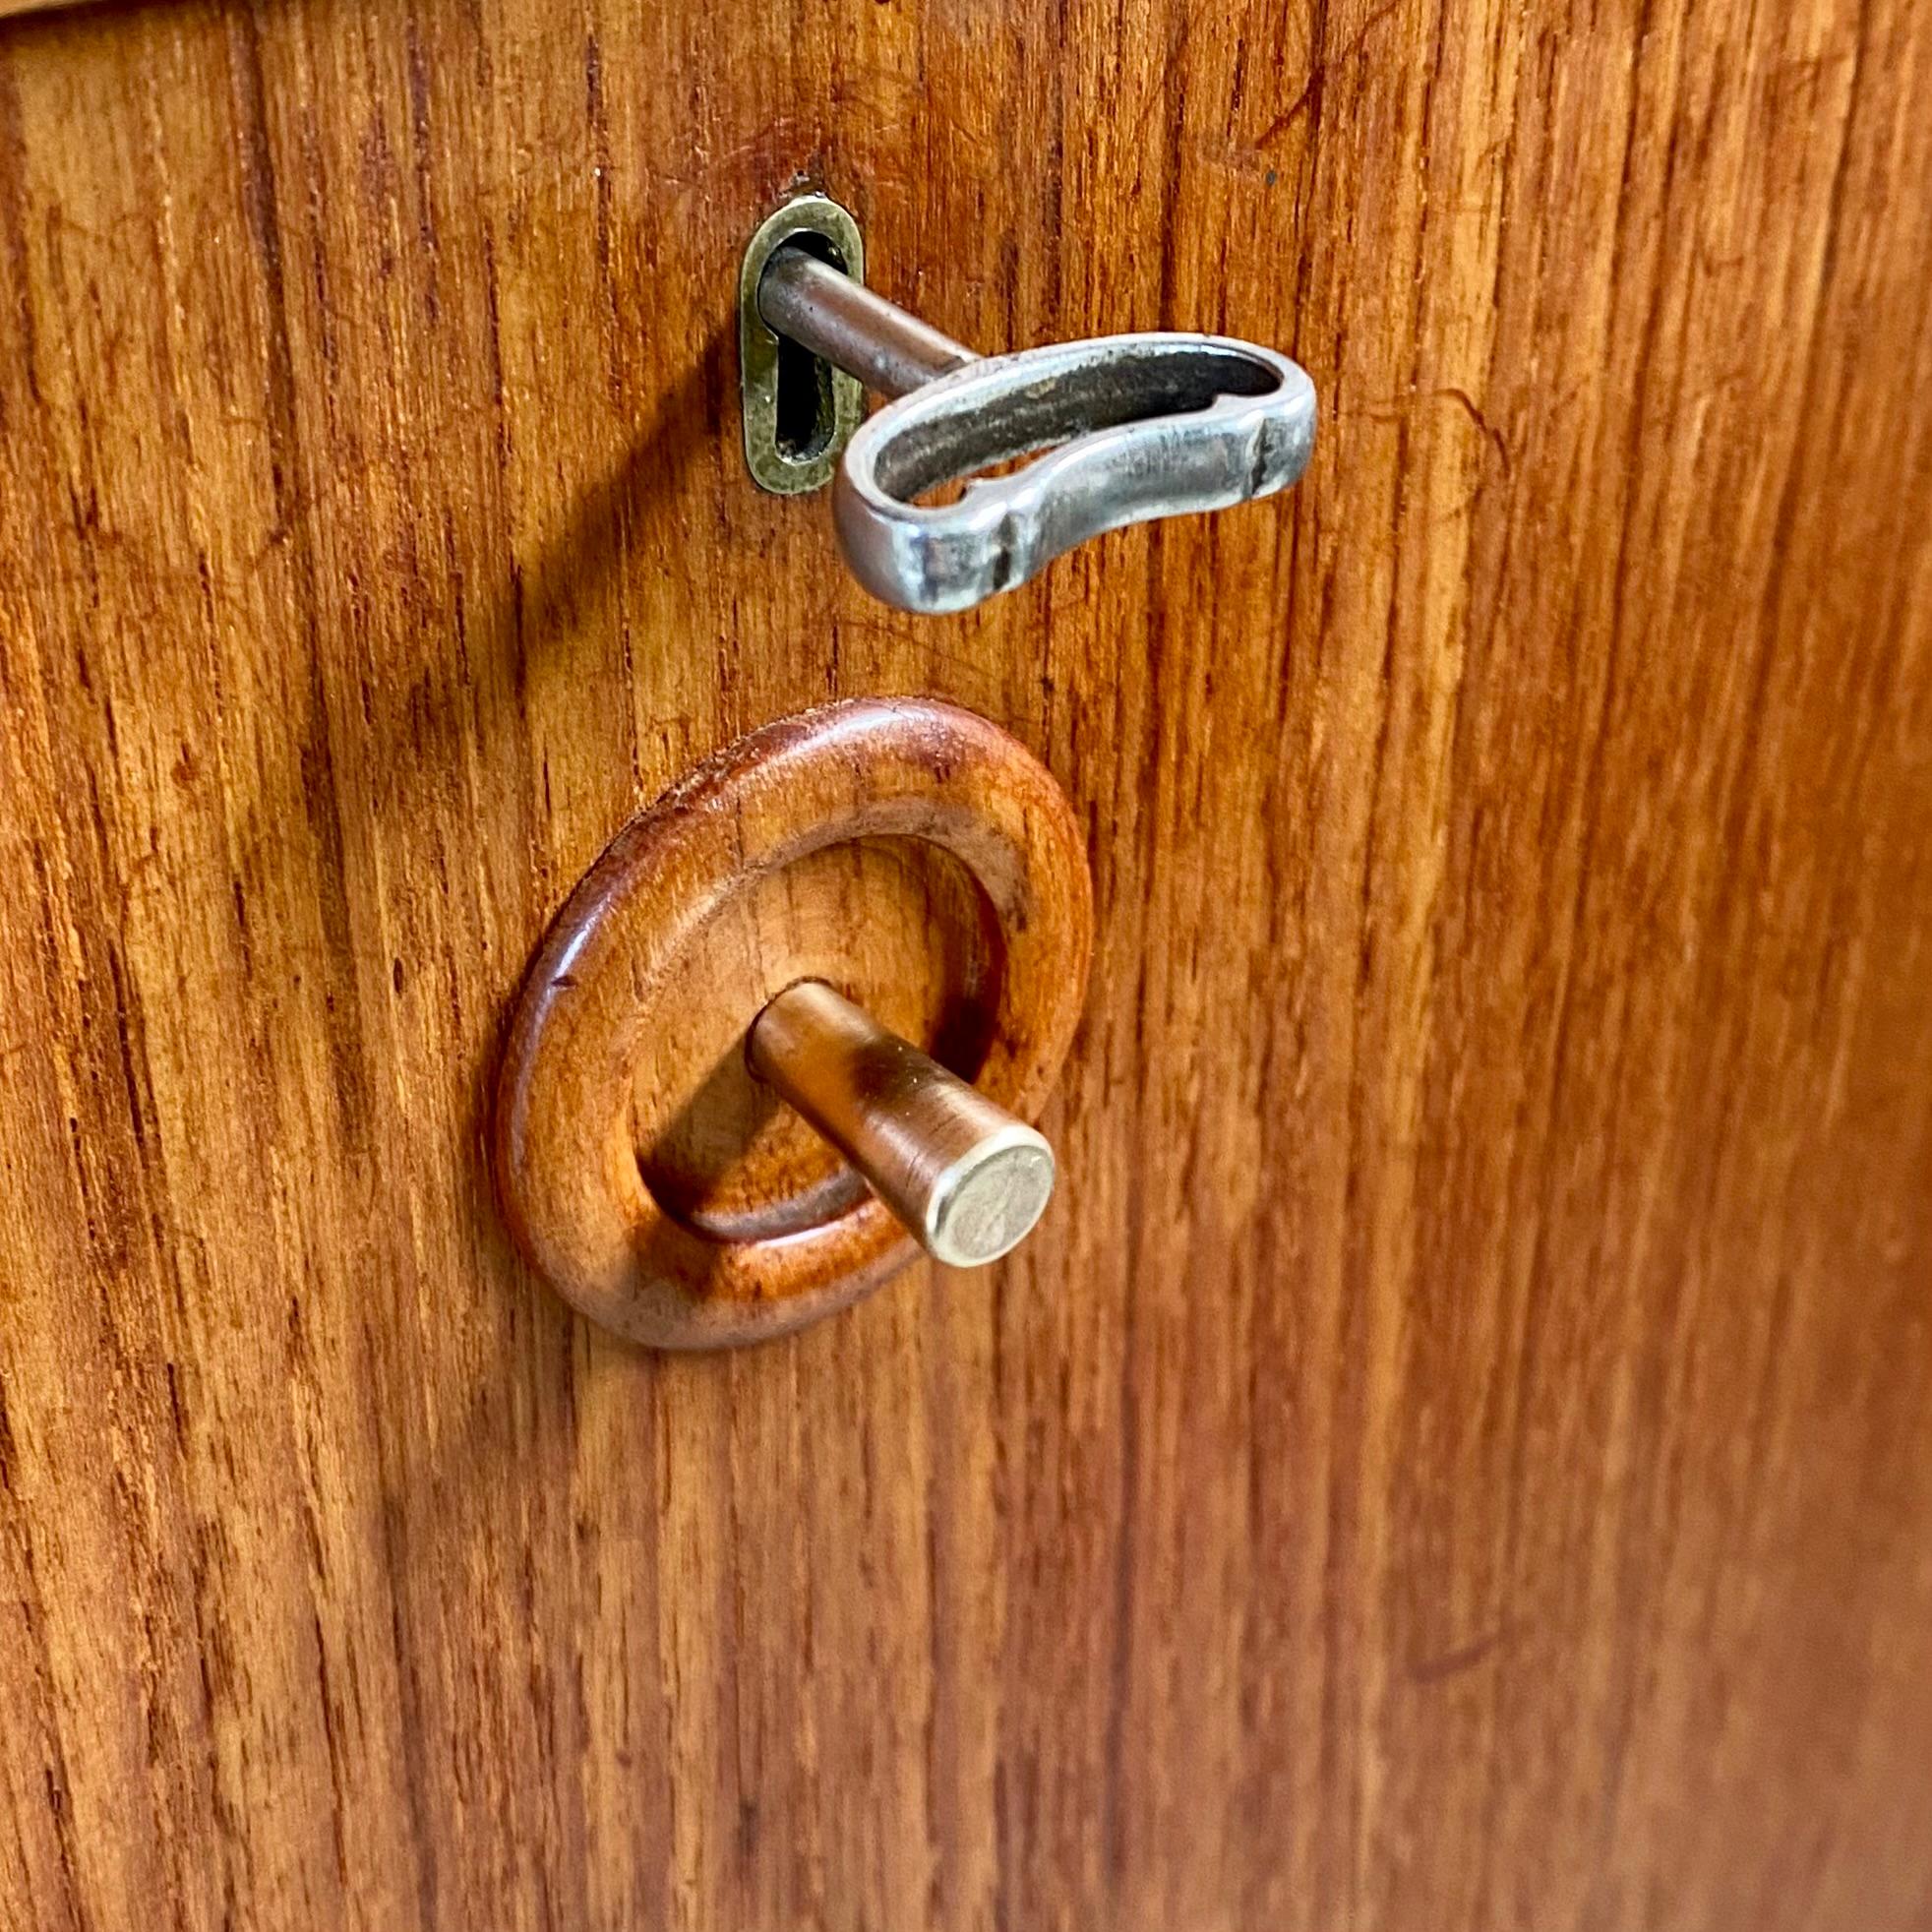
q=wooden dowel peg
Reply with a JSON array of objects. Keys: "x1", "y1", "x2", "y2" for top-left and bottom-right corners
[{"x1": 748, "y1": 980, "x2": 1056, "y2": 1268}]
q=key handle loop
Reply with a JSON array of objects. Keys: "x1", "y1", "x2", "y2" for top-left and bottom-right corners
[{"x1": 832, "y1": 333, "x2": 1316, "y2": 614}]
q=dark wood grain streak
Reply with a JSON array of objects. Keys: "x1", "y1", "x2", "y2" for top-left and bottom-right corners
[{"x1": 0, "y1": 0, "x2": 1929, "y2": 1926}]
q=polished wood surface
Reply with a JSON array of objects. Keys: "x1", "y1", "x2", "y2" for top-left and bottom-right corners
[
  {"x1": 2, "y1": 0, "x2": 1930, "y2": 1926},
  {"x1": 494, "y1": 697, "x2": 1092, "y2": 1348}
]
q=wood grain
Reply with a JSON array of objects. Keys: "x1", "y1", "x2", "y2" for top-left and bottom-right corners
[
  {"x1": 0, "y1": 0, "x2": 1929, "y2": 1926},
  {"x1": 493, "y1": 695, "x2": 1093, "y2": 1349}
]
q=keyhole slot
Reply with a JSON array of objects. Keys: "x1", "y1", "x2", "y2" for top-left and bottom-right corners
[{"x1": 770, "y1": 237, "x2": 846, "y2": 464}]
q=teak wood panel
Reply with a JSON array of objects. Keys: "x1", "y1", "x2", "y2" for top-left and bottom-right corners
[{"x1": 2, "y1": 0, "x2": 1930, "y2": 1928}]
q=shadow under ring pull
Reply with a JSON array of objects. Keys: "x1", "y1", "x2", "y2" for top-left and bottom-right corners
[{"x1": 741, "y1": 196, "x2": 1318, "y2": 614}]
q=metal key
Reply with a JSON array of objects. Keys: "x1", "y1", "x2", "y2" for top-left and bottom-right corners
[{"x1": 740, "y1": 195, "x2": 1318, "y2": 616}]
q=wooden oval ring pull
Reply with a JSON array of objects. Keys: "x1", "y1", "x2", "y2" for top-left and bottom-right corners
[{"x1": 492, "y1": 698, "x2": 1094, "y2": 1350}]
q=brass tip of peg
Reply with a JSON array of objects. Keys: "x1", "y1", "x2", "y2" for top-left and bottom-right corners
[{"x1": 746, "y1": 980, "x2": 1056, "y2": 1268}]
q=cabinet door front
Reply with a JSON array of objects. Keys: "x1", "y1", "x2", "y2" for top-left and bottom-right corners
[{"x1": 1, "y1": 2, "x2": 1929, "y2": 1928}]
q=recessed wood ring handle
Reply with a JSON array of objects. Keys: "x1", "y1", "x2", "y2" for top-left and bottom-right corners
[{"x1": 492, "y1": 698, "x2": 1093, "y2": 1350}]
